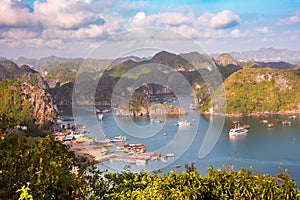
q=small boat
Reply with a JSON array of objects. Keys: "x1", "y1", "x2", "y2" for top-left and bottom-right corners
[
  {"x1": 97, "y1": 113, "x2": 103, "y2": 121},
  {"x1": 111, "y1": 135, "x2": 127, "y2": 142},
  {"x1": 163, "y1": 133, "x2": 167, "y2": 136},
  {"x1": 268, "y1": 123, "x2": 274, "y2": 128},
  {"x1": 229, "y1": 121, "x2": 248, "y2": 136},
  {"x1": 260, "y1": 119, "x2": 268, "y2": 124},
  {"x1": 289, "y1": 115, "x2": 297, "y2": 120},
  {"x1": 177, "y1": 120, "x2": 191, "y2": 127},
  {"x1": 282, "y1": 121, "x2": 291, "y2": 126},
  {"x1": 175, "y1": 164, "x2": 181, "y2": 168},
  {"x1": 165, "y1": 152, "x2": 175, "y2": 157},
  {"x1": 229, "y1": 128, "x2": 248, "y2": 136}
]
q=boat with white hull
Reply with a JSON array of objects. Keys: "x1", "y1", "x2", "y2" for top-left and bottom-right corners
[
  {"x1": 229, "y1": 127, "x2": 248, "y2": 136},
  {"x1": 229, "y1": 121, "x2": 249, "y2": 136}
]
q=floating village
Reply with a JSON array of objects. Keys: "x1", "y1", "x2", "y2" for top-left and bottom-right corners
[
  {"x1": 52, "y1": 92, "x2": 299, "y2": 167},
  {"x1": 52, "y1": 94, "x2": 187, "y2": 167}
]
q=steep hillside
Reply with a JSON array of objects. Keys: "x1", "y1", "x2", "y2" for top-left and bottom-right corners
[
  {"x1": 45, "y1": 66, "x2": 77, "y2": 88},
  {"x1": 0, "y1": 80, "x2": 56, "y2": 129},
  {"x1": 200, "y1": 68, "x2": 300, "y2": 115},
  {"x1": 0, "y1": 60, "x2": 48, "y2": 89},
  {"x1": 216, "y1": 53, "x2": 240, "y2": 66}
]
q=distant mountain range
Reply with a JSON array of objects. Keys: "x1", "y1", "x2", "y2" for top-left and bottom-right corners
[
  {"x1": 1, "y1": 49, "x2": 300, "y2": 116},
  {"x1": 0, "y1": 48, "x2": 296, "y2": 74},
  {"x1": 225, "y1": 48, "x2": 300, "y2": 62}
]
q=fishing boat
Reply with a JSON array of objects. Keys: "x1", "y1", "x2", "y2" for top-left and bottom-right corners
[
  {"x1": 260, "y1": 119, "x2": 268, "y2": 124},
  {"x1": 229, "y1": 128, "x2": 248, "y2": 136},
  {"x1": 165, "y1": 152, "x2": 175, "y2": 157},
  {"x1": 97, "y1": 113, "x2": 103, "y2": 121},
  {"x1": 289, "y1": 115, "x2": 297, "y2": 120},
  {"x1": 229, "y1": 121, "x2": 248, "y2": 136},
  {"x1": 177, "y1": 120, "x2": 191, "y2": 127},
  {"x1": 111, "y1": 135, "x2": 127, "y2": 142},
  {"x1": 282, "y1": 121, "x2": 291, "y2": 126}
]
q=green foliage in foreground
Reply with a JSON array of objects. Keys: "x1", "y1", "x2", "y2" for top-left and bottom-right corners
[
  {"x1": 1, "y1": 133, "x2": 300, "y2": 200},
  {"x1": 103, "y1": 165, "x2": 300, "y2": 200},
  {"x1": 0, "y1": 134, "x2": 89, "y2": 199}
]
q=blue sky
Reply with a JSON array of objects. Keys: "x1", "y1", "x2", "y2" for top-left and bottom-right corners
[{"x1": 1, "y1": 0, "x2": 299, "y2": 58}]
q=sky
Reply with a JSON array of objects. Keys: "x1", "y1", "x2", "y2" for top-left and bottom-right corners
[{"x1": 0, "y1": 0, "x2": 299, "y2": 59}]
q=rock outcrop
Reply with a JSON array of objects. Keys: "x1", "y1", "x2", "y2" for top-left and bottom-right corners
[
  {"x1": 216, "y1": 53, "x2": 240, "y2": 66},
  {"x1": 21, "y1": 83, "x2": 57, "y2": 125},
  {"x1": 115, "y1": 103, "x2": 188, "y2": 117}
]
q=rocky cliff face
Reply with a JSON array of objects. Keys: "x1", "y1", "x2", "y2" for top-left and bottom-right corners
[
  {"x1": 21, "y1": 83, "x2": 57, "y2": 125},
  {"x1": 216, "y1": 53, "x2": 240, "y2": 66},
  {"x1": 0, "y1": 60, "x2": 49, "y2": 89}
]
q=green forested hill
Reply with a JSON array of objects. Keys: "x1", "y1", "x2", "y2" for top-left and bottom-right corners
[
  {"x1": 45, "y1": 66, "x2": 77, "y2": 88},
  {"x1": 200, "y1": 68, "x2": 300, "y2": 114}
]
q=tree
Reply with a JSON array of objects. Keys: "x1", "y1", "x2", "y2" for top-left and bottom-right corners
[{"x1": 0, "y1": 133, "x2": 89, "y2": 199}]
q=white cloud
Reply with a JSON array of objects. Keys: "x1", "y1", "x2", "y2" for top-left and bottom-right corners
[
  {"x1": 289, "y1": 11, "x2": 300, "y2": 23},
  {"x1": 210, "y1": 10, "x2": 240, "y2": 29},
  {"x1": 131, "y1": 12, "x2": 193, "y2": 27},
  {"x1": 133, "y1": 11, "x2": 146, "y2": 25},
  {"x1": 33, "y1": 0, "x2": 100, "y2": 29},
  {"x1": 0, "y1": 0, "x2": 37, "y2": 27},
  {"x1": 1, "y1": 28, "x2": 39, "y2": 40},
  {"x1": 231, "y1": 29, "x2": 241, "y2": 38},
  {"x1": 278, "y1": 11, "x2": 300, "y2": 25},
  {"x1": 256, "y1": 26, "x2": 270, "y2": 33}
]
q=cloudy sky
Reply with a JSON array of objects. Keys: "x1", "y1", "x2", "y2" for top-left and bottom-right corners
[{"x1": 0, "y1": 0, "x2": 299, "y2": 58}]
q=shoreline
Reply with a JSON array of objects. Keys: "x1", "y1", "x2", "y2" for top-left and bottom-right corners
[{"x1": 199, "y1": 111, "x2": 300, "y2": 117}]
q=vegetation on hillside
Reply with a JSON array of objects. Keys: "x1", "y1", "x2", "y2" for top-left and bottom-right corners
[
  {"x1": 0, "y1": 80, "x2": 34, "y2": 127},
  {"x1": 0, "y1": 133, "x2": 89, "y2": 199},
  {"x1": 200, "y1": 68, "x2": 300, "y2": 114},
  {"x1": 45, "y1": 66, "x2": 77, "y2": 88},
  {"x1": 0, "y1": 80, "x2": 56, "y2": 134},
  {"x1": 1, "y1": 133, "x2": 299, "y2": 199}
]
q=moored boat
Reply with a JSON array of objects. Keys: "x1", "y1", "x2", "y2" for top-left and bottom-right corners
[
  {"x1": 111, "y1": 135, "x2": 127, "y2": 142},
  {"x1": 177, "y1": 120, "x2": 191, "y2": 127},
  {"x1": 165, "y1": 152, "x2": 175, "y2": 157},
  {"x1": 289, "y1": 115, "x2": 297, "y2": 120},
  {"x1": 229, "y1": 121, "x2": 249, "y2": 136},
  {"x1": 229, "y1": 127, "x2": 248, "y2": 136},
  {"x1": 268, "y1": 123, "x2": 274, "y2": 128},
  {"x1": 260, "y1": 119, "x2": 268, "y2": 124},
  {"x1": 282, "y1": 121, "x2": 291, "y2": 126},
  {"x1": 97, "y1": 113, "x2": 103, "y2": 121}
]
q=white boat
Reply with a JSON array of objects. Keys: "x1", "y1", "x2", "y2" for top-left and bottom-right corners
[
  {"x1": 289, "y1": 115, "x2": 297, "y2": 120},
  {"x1": 229, "y1": 127, "x2": 248, "y2": 136},
  {"x1": 111, "y1": 135, "x2": 127, "y2": 142},
  {"x1": 97, "y1": 113, "x2": 103, "y2": 121},
  {"x1": 177, "y1": 120, "x2": 191, "y2": 127},
  {"x1": 165, "y1": 152, "x2": 175, "y2": 157},
  {"x1": 282, "y1": 121, "x2": 291, "y2": 126},
  {"x1": 229, "y1": 121, "x2": 248, "y2": 136}
]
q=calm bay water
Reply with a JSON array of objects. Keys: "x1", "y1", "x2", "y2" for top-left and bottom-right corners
[{"x1": 61, "y1": 96, "x2": 300, "y2": 185}]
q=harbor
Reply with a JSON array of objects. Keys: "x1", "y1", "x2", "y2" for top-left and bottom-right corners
[
  {"x1": 52, "y1": 120, "x2": 175, "y2": 166},
  {"x1": 53, "y1": 95, "x2": 300, "y2": 183}
]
